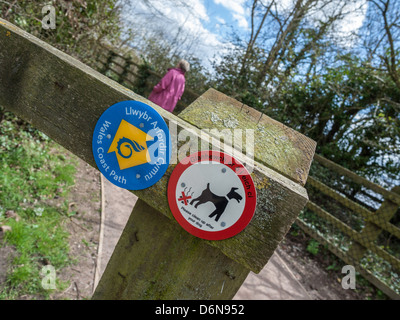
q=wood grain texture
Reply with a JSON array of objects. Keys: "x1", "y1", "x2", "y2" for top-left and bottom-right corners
[
  {"x1": 0, "y1": 19, "x2": 311, "y2": 273},
  {"x1": 179, "y1": 88, "x2": 316, "y2": 186},
  {"x1": 93, "y1": 199, "x2": 250, "y2": 300}
]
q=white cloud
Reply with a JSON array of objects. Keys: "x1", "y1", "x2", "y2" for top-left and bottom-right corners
[
  {"x1": 122, "y1": 0, "x2": 225, "y2": 70},
  {"x1": 267, "y1": 0, "x2": 368, "y2": 47},
  {"x1": 307, "y1": 0, "x2": 368, "y2": 47},
  {"x1": 335, "y1": 1, "x2": 368, "y2": 39},
  {"x1": 216, "y1": 16, "x2": 226, "y2": 24},
  {"x1": 232, "y1": 12, "x2": 249, "y2": 29},
  {"x1": 214, "y1": 0, "x2": 248, "y2": 29},
  {"x1": 214, "y1": 0, "x2": 246, "y2": 15},
  {"x1": 275, "y1": 0, "x2": 295, "y2": 12},
  {"x1": 189, "y1": 0, "x2": 210, "y2": 21}
]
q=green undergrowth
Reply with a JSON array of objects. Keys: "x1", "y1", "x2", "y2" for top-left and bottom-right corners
[
  {"x1": 298, "y1": 207, "x2": 399, "y2": 297},
  {"x1": 0, "y1": 114, "x2": 77, "y2": 299}
]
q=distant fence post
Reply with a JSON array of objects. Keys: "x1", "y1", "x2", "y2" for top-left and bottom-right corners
[
  {"x1": 0, "y1": 19, "x2": 315, "y2": 300},
  {"x1": 100, "y1": 49, "x2": 116, "y2": 75},
  {"x1": 347, "y1": 186, "x2": 400, "y2": 261},
  {"x1": 94, "y1": 46, "x2": 201, "y2": 113}
]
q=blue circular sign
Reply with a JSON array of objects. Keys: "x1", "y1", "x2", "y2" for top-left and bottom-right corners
[{"x1": 92, "y1": 100, "x2": 171, "y2": 190}]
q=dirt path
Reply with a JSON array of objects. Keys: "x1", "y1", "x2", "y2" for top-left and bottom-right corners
[
  {"x1": 52, "y1": 159, "x2": 102, "y2": 300},
  {"x1": 93, "y1": 176, "x2": 137, "y2": 289}
]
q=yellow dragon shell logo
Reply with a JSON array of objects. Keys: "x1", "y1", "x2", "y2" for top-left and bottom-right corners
[{"x1": 108, "y1": 119, "x2": 154, "y2": 170}]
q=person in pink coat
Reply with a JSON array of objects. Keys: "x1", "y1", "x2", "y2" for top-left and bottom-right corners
[{"x1": 148, "y1": 59, "x2": 190, "y2": 113}]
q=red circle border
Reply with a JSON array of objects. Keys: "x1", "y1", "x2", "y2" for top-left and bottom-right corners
[{"x1": 167, "y1": 151, "x2": 257, "y2": 240}]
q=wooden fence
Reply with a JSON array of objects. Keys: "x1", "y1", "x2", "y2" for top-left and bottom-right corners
[
  {"x1": 2, "y1": 19, "x2": 398, "y2": 299},
  {"x1": 298, "y1": 155, "x2": 400, "y2": 299},
  {"x1": 88, "y1": 45, "x2": 400, "y2": 299},
  {"x1": 94, "y1": 46, "x2": 400, "y2": 299},
  {"x1": 90, "y1": 45, "x2": 200, "y2": 114},
  {"x1": 0, "y1": 18, "x2": 315, "y2": 300}
]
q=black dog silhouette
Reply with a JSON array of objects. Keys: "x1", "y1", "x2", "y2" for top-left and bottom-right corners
[{"x1": 190, "y1": 183, "x2": 242, "y2": 222}]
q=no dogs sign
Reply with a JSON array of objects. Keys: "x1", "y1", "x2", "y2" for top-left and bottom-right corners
[{"x1": 168, "y1": 151, "x2": 257, "y2": 240}]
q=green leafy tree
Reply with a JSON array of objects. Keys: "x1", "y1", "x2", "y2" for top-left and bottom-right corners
[
  {"x1": 210, "y1": 0, "x2": 400, "y2": 188},
  {"x1": 1, "y1": 0, "x2": 124, "y2": 62},
  {"x1": 270, "y1": 54, "x2": 400, "y2": 185},
  {"x1": 0, "y1": 0, "x2": 126, "y2": 121}
]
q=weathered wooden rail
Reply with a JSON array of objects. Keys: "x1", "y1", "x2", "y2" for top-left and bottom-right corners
[
  {"x1": 298, "y1": 156, "x2": 400, "y2": 299},
  {"x1": 90, "y1": 38, "x2": 400, "y2": 299},
  {"x1": 91, "y1": 44, "x2": 201, "y2": 113},
  {"x1": 0, "y1": 19, "x2": 316, "y2": 299}
]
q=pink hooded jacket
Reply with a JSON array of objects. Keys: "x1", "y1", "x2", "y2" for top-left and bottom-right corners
[{"x1": 148, "y1": 68, "x2": 186, "y2": 113}]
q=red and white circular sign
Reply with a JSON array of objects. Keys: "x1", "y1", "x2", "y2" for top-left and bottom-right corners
[{"x1": 168, "y1": 151, "x2": 257, "y2": 240}]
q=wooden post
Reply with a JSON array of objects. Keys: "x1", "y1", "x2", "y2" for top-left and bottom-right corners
[
  {"x1": 347, "y1": 186, "x2": 400, "y2": 261},
  {"x1": 92, "y1": 199, "x2": 250, "y2": 299},
  {"x1": 0, "y1": 18, "x2": 316, "y2": 299},
  {"x1": 93, "y1": 89, "x2": 317, "y2": 299},
  {"x1": 177, "y1": 89, "x2": 315, "y2": 187}
]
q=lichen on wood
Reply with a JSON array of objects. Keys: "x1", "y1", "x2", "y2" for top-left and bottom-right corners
[
  {"x1": 179, "y1": 89, "x2": 316, "y2": 186},
  {"x1": 93, "y1": 199, "x2": 250, "y2": 300}
]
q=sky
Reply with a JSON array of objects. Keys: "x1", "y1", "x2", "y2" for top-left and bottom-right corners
[
  {"x1": 121, "y1": 0, "x2": 368, "y2": 69},
  {"x1": 121, "y1": 0, "x2": 239, "y2": 66}
]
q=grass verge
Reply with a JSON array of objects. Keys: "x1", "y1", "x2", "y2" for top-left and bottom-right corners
[{"x1": 0, "y1": 114, "x2": 77, "y2": 299}]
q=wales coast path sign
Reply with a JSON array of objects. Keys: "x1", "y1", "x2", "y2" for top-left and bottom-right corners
[{"x1": 92, "y1": 100, "x2": 171, "y2": 190}]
